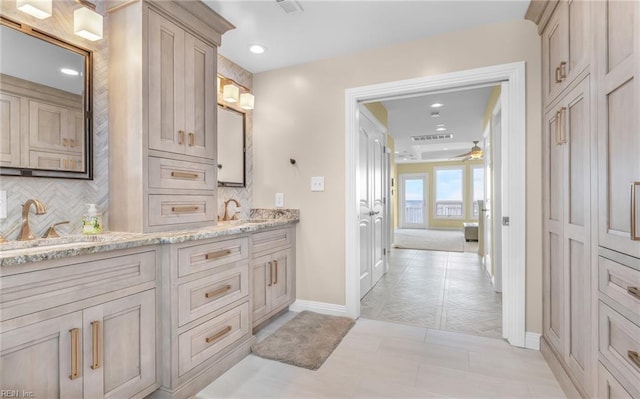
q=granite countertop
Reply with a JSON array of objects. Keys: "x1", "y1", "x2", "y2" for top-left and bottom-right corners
[{"x1": 0, "y1": 209, "x2": 299, "y2": 267}]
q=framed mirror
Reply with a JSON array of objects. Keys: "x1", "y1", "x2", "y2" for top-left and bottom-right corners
[
  {"x1": 0, "y1": 17, "x2": 92, "y2": 179},
  {"x1": 217, "y1": 105, "x2": 246, "y2": 187}
]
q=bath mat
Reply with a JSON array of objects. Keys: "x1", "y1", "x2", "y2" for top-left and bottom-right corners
[{"x1": 251, "y1": 311, "x2": 355, "y2": 370}]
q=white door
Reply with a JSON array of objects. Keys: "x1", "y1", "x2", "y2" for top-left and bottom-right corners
[
  {"x1": 492, "y1": 104, "x2": 503, "y2": 292},
  {"x1": 399, "y1": 173, "x2": 428, "y2": 229},
  {"x1": 359, "y1": 108, "x2": 387, "y2": 298},
  {"x1": 482, "y1": 124, "x2": 493, "y2": 274}
]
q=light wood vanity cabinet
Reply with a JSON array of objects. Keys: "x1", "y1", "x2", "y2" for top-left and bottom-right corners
[
  {"x1": 156, "y1": 236, "x2": 255, "y2": 399},
  {"x1": 251, "y1": 227, "x2": 296, "y2": 328},
  {"x1": 529, "y1": 0, "x2": 640, "y2": 396},
  {"x1": 108, "y1": 1, "x2": 233, "y2": 233},
  {"x1": 0, "y1": 248, "x2": 160, "y2": 399}
]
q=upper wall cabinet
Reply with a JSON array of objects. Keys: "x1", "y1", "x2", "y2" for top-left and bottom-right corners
[
  {"x1": 595, "y1": 0, "x2": 640, "y2": 259},
  {"x1": 108, "y1": 1, "x2": 234, "y2": 233},
  {"x1": 541, "y1": 0, "x2": 589, "y2": 108},
  {"x1": 148, "y1": 11, "x2": 216, "y2": 160}
]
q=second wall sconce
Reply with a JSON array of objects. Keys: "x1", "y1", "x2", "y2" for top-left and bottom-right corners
[
  {"x1": 218, "y1": 74, "x2": 254, "y2": 110},
  {"x1": 15, "y1": 0, "x2": 103, "y2": 41},
  {"x1": 74, "y1": 0, "x2": 103, "y2": 41}
]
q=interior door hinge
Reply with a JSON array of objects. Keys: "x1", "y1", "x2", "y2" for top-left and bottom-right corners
[{"x1": 502, "y1": 216, "x2": 510, "y2": 226}]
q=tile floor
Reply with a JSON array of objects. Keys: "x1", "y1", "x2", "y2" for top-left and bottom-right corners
[
  {"x1": 361, "y1": 248, "x2": 503, "y2": 339},
  {"x1": 196, "y1": 313, "x2": 566, "y2": 398}
]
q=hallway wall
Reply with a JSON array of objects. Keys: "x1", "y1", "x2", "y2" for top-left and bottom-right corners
[{"x1": 251, "y1": 19, "x2": 543, "y2": 333}]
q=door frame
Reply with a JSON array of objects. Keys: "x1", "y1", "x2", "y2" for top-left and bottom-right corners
[
  {"x1": 345, "y1": 62, "x2": 527, "y2": 348},
  {"x1": 398, "y1": 173, "x2": 429, "y2": 229}
]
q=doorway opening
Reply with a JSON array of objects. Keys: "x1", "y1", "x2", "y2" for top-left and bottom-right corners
[{"x1": 346, "y1": 62, "x2": 527, "y2": 348}]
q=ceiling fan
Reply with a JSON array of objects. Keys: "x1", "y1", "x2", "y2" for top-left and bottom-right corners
[{"x1": 450, "y1": 140, "x2": 483, "y2": 161}]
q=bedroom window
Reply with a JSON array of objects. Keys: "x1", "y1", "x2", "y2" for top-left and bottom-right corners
[{"x1": 434, "y1": 166, "x2": 464, "y2": 218}]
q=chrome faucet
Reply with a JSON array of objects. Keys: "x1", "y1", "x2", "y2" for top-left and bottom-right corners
[
  {"x1": 222, "y1": 199, "x2": 241, "y2": 221},
  {"x1": 18, "y1": 199, "x2": 47, "y2": 241}
]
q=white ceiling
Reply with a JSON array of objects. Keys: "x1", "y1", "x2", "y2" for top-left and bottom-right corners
[
  {"x1": 205, "y1": 1, "x2": 522, "y2": 163},
  {"x1": 381, "y1": 85, "x2": 497, "y2": 163},
  {"x1": 204, "y1": 0, "x2": 530, "y2": 74}
]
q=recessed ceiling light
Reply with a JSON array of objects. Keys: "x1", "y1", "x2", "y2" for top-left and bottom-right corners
[
  {"x1": 436, "y1": 127, "x2": 446, "y2": 131},
  {"x1": 431, "y1": 102, "x2": 444, "y2": 108},
  {"x1": 249, "y1": 44, "x2": 266, "y2": 54},
  {"x1": 61, "y1": 68, "x2": 79, "y2": 76},
  {"x1": 431, "y1": 112, "x2": 440, "y2": 118}
]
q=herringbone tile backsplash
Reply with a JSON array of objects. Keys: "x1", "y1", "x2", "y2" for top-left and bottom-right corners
[
  {"x1": 0, "y1": 0, "x2": 109, "y2": 240},
  {"x1": 0, "y1": 8, "x2": 253, "y2": 240}
]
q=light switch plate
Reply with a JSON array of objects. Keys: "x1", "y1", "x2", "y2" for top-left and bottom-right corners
[
  {"x1": 275, "y1": 193, "x2": 284, "y2": 207},
  {"x1": 311, "y1": 176, "x2": 325, "y2": 192},
  {"x1": 0, "y1": 191, "x2": 6, "y2": 219}
]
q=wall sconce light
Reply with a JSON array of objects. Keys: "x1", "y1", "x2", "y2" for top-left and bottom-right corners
[
  {"x1": 16, "y1": 0, "x2": 52, "y2": 19},
  {"x1": 74, "y1": 0, "x2": 103, "y2": 41},
  {"x1": 222, "y1": 83, "x2": 239, "y2": 103},
  {"x1": 240, "y1": 93, "x2": 254, "y2": 110},
  {"x1": 218, "y1": 75, "x2": 254, "y2": 110}
]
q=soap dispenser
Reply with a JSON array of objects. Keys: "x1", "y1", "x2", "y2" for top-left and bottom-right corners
[{"x1": 82, "y1": 203, "x2": 103, "y2": 235}]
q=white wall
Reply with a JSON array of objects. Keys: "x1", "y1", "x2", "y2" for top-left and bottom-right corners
[{"x1": 252, "y1": 19, "x2": 543, "y2": 332}]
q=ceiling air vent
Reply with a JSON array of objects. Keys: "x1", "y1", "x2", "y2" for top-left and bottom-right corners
[
  {"x1": 276, "y1": 0, "x2": 303, "y2": 14},
  {"x1": 411, "y1": 133, "x2": 454, "y2": 142}
]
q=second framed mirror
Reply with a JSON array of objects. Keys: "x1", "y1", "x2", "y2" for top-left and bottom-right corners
[{"x1": 217, "y1": 105, "x2": 246, "y2": 187}]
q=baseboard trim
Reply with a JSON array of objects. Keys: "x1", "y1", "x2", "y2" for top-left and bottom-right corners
[
  {"x1": 525, "y1": 332, "x2": 541, "y2": 350},
  {"x1": 289, "y1": 300, "x2": 348, "y2": 317}
]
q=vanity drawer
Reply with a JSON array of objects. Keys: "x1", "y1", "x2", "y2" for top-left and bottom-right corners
[
  {"x1": 599, "y1": 302, "x2": 640, "y2": 390},
  {"x1": 598, "y1": 362, "x2": 638, "y2": 399},
  {"x1": 599, "y1": 256, "x2": 640, "y2": 318},
  {"x1": 0, "y1": 249, "x2": 156, "y2": 321},
  {"x1": 251, "y1": 227, "x2": 293, "y2": 258},
  {"x1": 178, "y1": 262, "x2": 249, "y2": 326},
  {"x1": 177, "y1": 236, "x2": 249, "y2": 277},
  {"x1": 178, "y1": 301, "x2": 250, "y2": 377},
  {"x1": 148, "y1": 157, "x2": 215, "y2": 191},
  {"x1": 148, "y1": 194, "x2": 216, "y2": 227}
]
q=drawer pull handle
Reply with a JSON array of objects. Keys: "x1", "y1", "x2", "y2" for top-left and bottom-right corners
[
  {"x1": 171, "y1": 206, "x2": 199, "y2": 213},
  {"x1": 188, "y1": 132, "x2": 195, "y2": 146},
  {"x1": 205, "y1": 249, "x2": 231, "y2": 260},
  {"x1": 171, "y1": 171, "x2": 199, "y2": 179},
  {"x1": 205, "y1": 284, "x2": 232, "y2": 299},
  {"x1": 628, "y1": 286, "x2": 640, "y2": 300},
  {"x1": 268, "y1": 261, "x2": 273, "y2": 287},
  {"x1": 555, "y1": 66, "x2": 562, "y2": 83},
  {"x1": 63, "y1": 138, "x2": 69, "y2": 147},
  {"x1": 205, "y1": 325, "x2": 232, "y2": 344},
  {"x1": 91, "y1": 321, "x2": 101, "y2": 370},
  {"x1": 274, "y1": 260, "x2": 278, "y2": 285},
  {"x1": 629, "y1": 351, "x2": 640, "y2": 368},
  {"x1": 178, "y1": 130, "x2": 185, "y2": 145},
  {"x1": 559, "y1": 61, "x2": 567, "y2": 81},
  {"x1": 69, "y1": 328, "x2": 81, "y2": 380}
]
